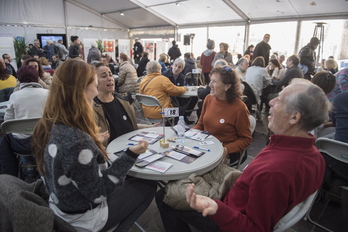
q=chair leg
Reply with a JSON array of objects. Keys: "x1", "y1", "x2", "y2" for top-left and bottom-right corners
[
  {"x1": 304, "y1": 194, "x2": 333, "y2": 232},
  {"x1": 134, "y1": 222, "x2": 146, "y2": 232}
]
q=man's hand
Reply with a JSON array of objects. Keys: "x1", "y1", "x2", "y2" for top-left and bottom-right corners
[{"x1": 185, "y1": 184, "x2": 218, "y2": 216}]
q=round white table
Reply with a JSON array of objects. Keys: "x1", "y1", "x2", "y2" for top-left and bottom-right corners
[
  {"x1": 106, "y1": 127, "x2": 223, "y2": 181},
  {"x1": 180, "y1": 86, "x2": 200, "y2": 98}
]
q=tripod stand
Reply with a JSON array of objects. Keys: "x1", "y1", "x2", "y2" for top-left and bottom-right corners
[{"x1": 313, "y1": 22, "x2": 325, "y2": 68}]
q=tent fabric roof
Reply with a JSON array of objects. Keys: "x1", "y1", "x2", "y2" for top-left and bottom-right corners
[{"x1": 72, "y1": 0, "x2": 348, "y2": 29}]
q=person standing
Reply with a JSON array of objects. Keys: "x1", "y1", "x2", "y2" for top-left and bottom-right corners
[
  {"x1": 211, "y1": 42, "x2": 233, "y2": 67},
  {"x1": 200, "y1": 39, "x2": 216, "y2": 84},
  {"x1": 87, "y1": 41, "x2": 101, "y2": 64},
  {"x1": 168, "y1": 40, "x2": 182, "y2": 63},
  {"x1": 68, "y1": 36, "x2": 81, "y2": 59},
  {"x1": 253, "y1": 34, "x2": 271, "y2": 66},
  {"x1": 298, "y1": 37, "x2": 320, "y2": 80},
  {"x1": 55, "y1": 39, "x2": 69, "y2": 61},
  {"x1": 28, "y1": 39, "x2": 44, "y2": 58},
  {"x1": 133, "y1": 38, "x2": 143, "y2": 64}
]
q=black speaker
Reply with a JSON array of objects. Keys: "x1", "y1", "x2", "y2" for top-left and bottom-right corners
[{"x1": 184, "y1": 35, "x2": 190, "y2": 45}]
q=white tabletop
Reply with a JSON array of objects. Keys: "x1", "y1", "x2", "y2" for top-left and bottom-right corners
[
  {"x1": 106, "y1": 127, "x2": 223, "y2": 181},
  {"x1": 180, "y1": 86, "x2": 200, "y2": 98}
]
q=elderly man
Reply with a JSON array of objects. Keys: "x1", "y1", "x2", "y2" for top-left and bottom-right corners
[
  {"x1": 253, "y1": 34, "x2": 271, "y2": 65},
  {"x1": 234, "y1": 57, "x2": 249, "y2": 80},
  {"x1": 272, "y1": 54, "x2": 304, "y2": 92},
  {"x1": 163, "y1": 58, "x2": 197, "y2": 124},
  {"x1": 156, "y1": 78, "x2": 329, "y2": 232},
  {"x1": 28, "y1": 39, "x2": 44, "y2": 58},
  {"x1": 140, "y1": 61, "x2": 187, "y2": 124}
]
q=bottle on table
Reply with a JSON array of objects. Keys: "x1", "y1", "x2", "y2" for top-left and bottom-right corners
[{"x1": 176, "y1": 116, "x2": 186, "y2": 144}]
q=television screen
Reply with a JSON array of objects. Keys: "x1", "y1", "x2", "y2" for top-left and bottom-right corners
[{"x1": 37, "y1": 34, "x2": 67, "y2": 47}]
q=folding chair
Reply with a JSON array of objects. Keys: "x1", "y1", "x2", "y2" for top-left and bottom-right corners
[
  {"x1": 242, "y1": 81, "x2": 261, "y2": 121},
  {"x1": 305, "y1": 138, "x2": 348, "y2": 232},
  {"x1": 1, "y1": 117, "x2": 41, "y2": 178},
  {"x1": 184, "y1": 72, "x2": 199, "y2": 86},
  {"x1": 273, "y1": 190, "x2": 318, "y2": 232}
]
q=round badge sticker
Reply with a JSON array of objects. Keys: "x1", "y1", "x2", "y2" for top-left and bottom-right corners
[
  {"x1": 220, "y1": 119, "x2": 225, "y2": 124},
  {"x1": 123, "y1": 115, "x2": 127, "y2": 120}
]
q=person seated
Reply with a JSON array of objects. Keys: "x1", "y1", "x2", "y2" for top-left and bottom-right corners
[
  {"x1": 32, "y1": 59, "x2": 157, "y2": 232},
  {"x1": 244, "y1": 56, "x2": 271, "y2": 97},
  {"x1": 0, "y1": 58, "x2": 16, "y2": 90},
  {"x1": 272, "y1": 54, "x2": 304, "y2": 93},
  {"x1": 266, "y1": 58, "x2": 285, "y2": 80},
  {"x1": 101, "y1": 54, "x2": 116, "y2": 74},
  {"x1": 324, "y1": 58, "x2": 338, "y2": 74},
  {"x1": 116, "y1": 53, "x2": 139, "y2": 96},
  {"x1": 2, "y1": 53, "x2": 16, "y2": 77},
  {"x1": 0, "y1": 66, "x2": 48, "y2": 178},
  {"x1": 13, "y1": 58, "x2": 53, "y2": 91},
  {"x1": 51, "y1": 54, "x2": 63, "y2": 70},
  {"x1": 93, "y1": 63, "x2": 158, "y2": 147},
  {"x1": 139, "y1": 61, "x2": 187, "y2": 124},
  {"x1": 182, "y1": 52, "x2": 197, "y2": 76},
  {"x1": 234, "y1": 57, "x2": 249, "y2": 80},
  {"x1": 194, "y1": 66, "x2": 252, "y2": 165},
  {"x1": 327, "y1": 68, "x2": 348, "y2": 102},
  {"x1": 39, "y1": 57, "x2": 52, "y2": 71},
  {"x1": 157, "y1": 78, "x2": 329, "y2": 232},
  {"x1": 137, "y1": 51, "x2": 150, "y2": 77},
  {"x1": 162, "y1": 58, "x2": 198, "y2": 124},
  {"x1": 158, "y1": 53, "x2": 168, "y2": 74}
]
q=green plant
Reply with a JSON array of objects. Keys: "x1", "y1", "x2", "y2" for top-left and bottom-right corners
[
  {"x1": 96, "y1": 40, "x2": 104, "y2": 53},
  {"x1": 13, "y1": 37, "x2": 28, "y2": 64}
]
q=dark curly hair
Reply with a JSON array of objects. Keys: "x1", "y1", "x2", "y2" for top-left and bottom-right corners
[
  {"x1": 17, "y1": 65, "x2": 39, "y2": 83},
  {"x1": 209, "y1": 66, "x2": 241, "y2": 103}
]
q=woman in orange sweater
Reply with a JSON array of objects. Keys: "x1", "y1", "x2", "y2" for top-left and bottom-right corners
[{"x1": 194, "y1": 66, "x2": 252, "y2": 164}]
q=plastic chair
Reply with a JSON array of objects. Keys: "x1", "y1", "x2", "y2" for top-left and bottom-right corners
[
  {"x1": 184, "y1": 72, "x2": 199, "y2": 86},
  {"x1": 242, "y1": 81, "x2": 261, "y2": 121},
  {"x1": 231, "y1": 115, "x2": 256, "y2": 169},
  {"x1": 305, "y1": 138, "x2": 348, "y2": 232},
  {"x1": 273, "y1": 190, "x2": 318, "y2": 232},
  {"x1": 1, "y1": 117, "x2": 41, "y2": 177}
]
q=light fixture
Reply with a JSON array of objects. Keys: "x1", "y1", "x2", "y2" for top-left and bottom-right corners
[
  {"x1": 120, "y1": 12, "x2": 124, "y2": 16},
  {"x1": 176, "y1": 2, "x2": 181, "y2": 6}
]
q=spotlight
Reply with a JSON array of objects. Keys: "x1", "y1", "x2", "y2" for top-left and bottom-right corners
[{"x1": 120, "y1": 12, "x2": 124, "y2": 16}]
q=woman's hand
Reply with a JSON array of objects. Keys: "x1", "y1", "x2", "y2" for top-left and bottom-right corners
[
  {"x1": 97, "y1": 130, "x2": 110, "y2": 143},
  {"x1": 129, "y1": 140, "x2": 149, "y2": 155},
  {"x1": 185, "y1": 184, "x2": 218, "y2": 216}
]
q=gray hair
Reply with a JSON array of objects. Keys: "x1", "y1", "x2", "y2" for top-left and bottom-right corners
[
  {"x1": 237, "y1": 57, "x2": 248, "y2": 66},
  {"x1": 91, "y1": 41, "x2": 97, "y2": 48},
  {"x1": 146, "y1": 61, "x2": 161, "y2": 74},
  {"x1": 207, "y1": 39, "x2": 215, "y2": 49},
  {"x1": 285, "y1": 79, "x2": 332, "y2": 131},
  {"x1": 213, "y1": 59, "x2": 228, "y2": 67},
  {"x1": 173, "y1": 58, "x2": 185, "y2": 68}
]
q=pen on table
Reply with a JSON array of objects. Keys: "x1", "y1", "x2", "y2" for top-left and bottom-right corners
[
  {"x1": 193, "y1": 146, "x2": 210, "y2": 152},
  {"x1": 128, "y1": 143, "x2": 135, "y2": 145}
]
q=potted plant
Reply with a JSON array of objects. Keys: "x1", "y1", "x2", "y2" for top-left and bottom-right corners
[
  {"x1": 13, "y1": 36, "x2": 28, "y2": 64},
  {"x1": 96, "y1": 40, "x2": 104, "y2": 53}
]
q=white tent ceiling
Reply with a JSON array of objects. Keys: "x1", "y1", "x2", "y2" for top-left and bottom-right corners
[{"x1": 70, "y1": 0, "x2": 348, "y2": 29}]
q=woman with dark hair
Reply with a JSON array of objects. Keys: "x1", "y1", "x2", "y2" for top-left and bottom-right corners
[
  {"x1": 244, "y1": 44, "x2": 254, "y2": 61},
  {"x1": 311, "y1": 71, "x2": 336, "y2": 95},
  {"x1": 266, "y1": 58, "x2": 285, "y2": 80},
  {"x1": 0, "y1": 58, "x2": 16, "y2": 90},
  {"x1": 68, "y1": 35, "x2": 81, "y2": 59},
  {"x1": 13, "y1": 58, "x2": 52, "y2": 91},
  {"x1": 0, "y1": 65, "x2": 48, "y2": 177},
  {"x1": 32, "y1": 59, "x2": 156, "y2": 232},
  {"x1": 244, "y1": 56, "x2": 272, "y2": 97},
  {"x1": 194, "y1": 66, "x2": 252, "y2": 164},
  {"x1": 211, "y1": 42, "x2": 233, "y2": 67}
]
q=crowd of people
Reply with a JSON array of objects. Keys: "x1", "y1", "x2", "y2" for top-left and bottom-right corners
[{"x1": 0, "y1": 33, "x2": 347, "y2": 232}]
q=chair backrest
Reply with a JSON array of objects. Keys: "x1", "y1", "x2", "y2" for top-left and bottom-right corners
[
  {"x1": 1, "y1": 117, "x2": 41, "y2": 135},
  {"x1": 184, "y1": 72, "x2": 199, "y2": 86},
  {"x1": 242, "y1": 81, "x2": 258, "y2": 104},
  {"x1": 315, "y1": 138, "x2": 348, "y2": 164},
  {"x1": 135, "y1": 93, "x2": 161, "y2": 108},
  {"x1": 0, "y1": 87, "x2": 14, "y2": 102},
  {"x1": 273, "y1": 190, "x2": 318, "y2": 232}
]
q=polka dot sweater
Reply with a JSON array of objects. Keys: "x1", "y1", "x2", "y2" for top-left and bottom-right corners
[{"x1": 43, "y1": 123, "x2": 137, "y2": 213}]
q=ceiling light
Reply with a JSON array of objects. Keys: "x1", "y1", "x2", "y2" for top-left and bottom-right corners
[
  {"x1": 176, "y1": 2, "x2": 181, "y2": 6},
  {"x1": 120, "y1": 12, "x2": 124, "y2": 16}
]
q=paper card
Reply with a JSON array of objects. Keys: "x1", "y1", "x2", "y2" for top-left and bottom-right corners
[
  {"x1": 166, "y1": 150, "x2": 187, "y2": 160},
  {"x1": 145, "y1": 161, "x2": 173, "y2": 173},
  {"x1": 199, "y1": 141, "x2": 215, "y2": 145},
  {"x1": 163, "y1": 108, "x2": 179, "y2": 117},
  {"x1": 138, "y1": 149, "x2": 156, "y2": 159}
]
